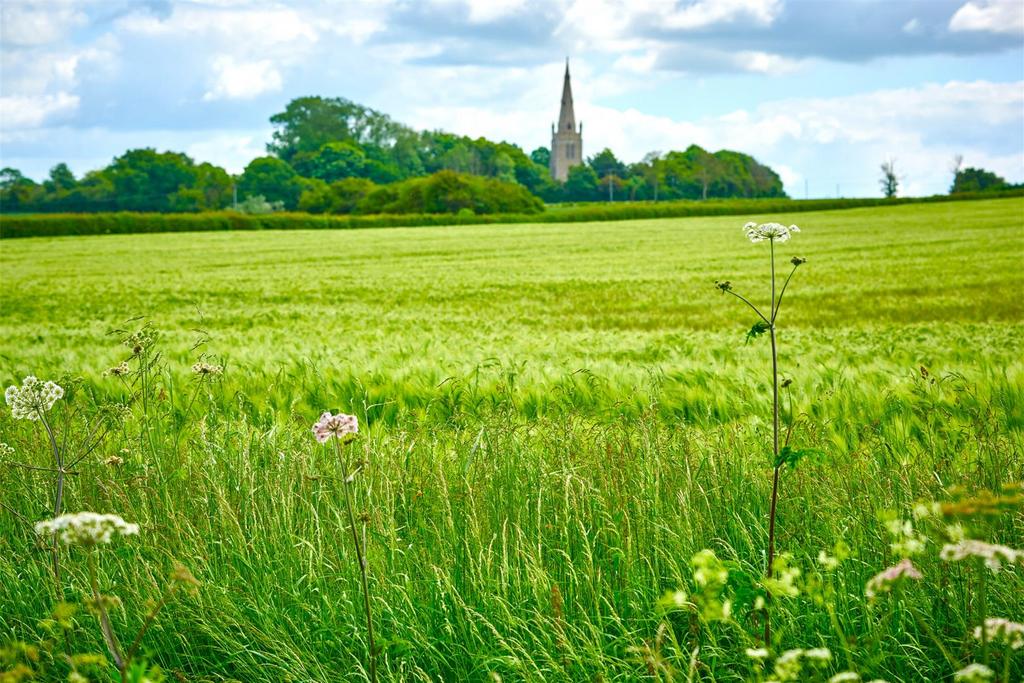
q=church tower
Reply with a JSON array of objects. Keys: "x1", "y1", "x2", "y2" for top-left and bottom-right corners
[{"x1": 550, "y1": 59, "x2": 582, "y2": 182}]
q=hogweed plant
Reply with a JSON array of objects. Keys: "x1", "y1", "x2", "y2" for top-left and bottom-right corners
[
  {"x1": 715, "y1": 221, "x2": 808, "y2": 643},
  {"x1": 5, "y1": 376, "x2": 67, "y2": 596},
  {"x1": 34, "y1": 512, "x2": 198, "y2": 683},
  {"x1": 313, "y1": 410, "x2": 377, "y2": 683}
]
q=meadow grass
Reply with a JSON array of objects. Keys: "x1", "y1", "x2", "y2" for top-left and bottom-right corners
[{"x1": 0, "y1": 197, "x2": 1022, "y2": 681}]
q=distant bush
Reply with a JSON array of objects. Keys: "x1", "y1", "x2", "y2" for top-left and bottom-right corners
[{"x1": 2, "y1": 189, "x2": 1021, "y2": 239}]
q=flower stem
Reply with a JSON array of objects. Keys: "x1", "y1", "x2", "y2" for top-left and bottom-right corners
[
  {"x1": 87, "y1": 551, "x2": 127, "y2": 683},
  {"x1": 764, "y1": 237, "x2": 781, "y2": 645},
  {"x1": 334, "y1": 438, "x2": 377, "y2": 683},
  {"x1": 38, "y1": 411, "x2": 64, "y2": 599},
  {"x1": 979, "y1": 563, "x2": 989, "y2": 667}
]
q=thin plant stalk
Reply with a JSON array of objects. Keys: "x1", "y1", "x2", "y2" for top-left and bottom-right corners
[
  {"x1": 38, "y1": 410, "x2": 65, "y2": 598},
  {"x1": 87, "y1": 551, "x2": 128, "y2": 683},
  {"x1": 765, "y1": 237, "x2": 781, "y2": 645},
  {"x1": 334, "y1": 437, "x2": 377, "y2": 683}
]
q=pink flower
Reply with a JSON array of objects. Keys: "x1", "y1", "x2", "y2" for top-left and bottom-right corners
[
  {"x1": 312, "y1": 411, "x2": 359, "y2": 444},
  {"x1": 865, "y1": 558, "x2": 922, "y2": 599}
]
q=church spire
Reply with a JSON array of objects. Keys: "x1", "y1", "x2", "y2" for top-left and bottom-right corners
[
  {"x1": 550, "y1": 57, "x2": 583, "y2": 182},
  {"x1": 557, "y1": 58, "x2": 576, "y2": 133}
]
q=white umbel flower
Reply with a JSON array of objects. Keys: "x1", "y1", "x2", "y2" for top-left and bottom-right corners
[
  {"x1": 5, "y1": 376, "x2": 64, "y2": 420},
  {"x1": 954, "y1": 663, "x2": 994, "y2": 682},
  {"x1": 974, "y1": 618, "x2": 1024, "y2": 649},
  {"x1": 744, "y1": 221, "x2": 801, "y2": 243},
  {"x1": 940, "y1": 539, "x2": 1022, "y2": 572},
  {"x1": 35, "y1": 512, "x2": 139, "y2": 547}
]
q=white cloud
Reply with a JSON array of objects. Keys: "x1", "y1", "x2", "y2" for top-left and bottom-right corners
[
  {"x1": 737, "y1": 50, "x2": 802, "y2": 75},
  {"x1": 0, "y1": 92, "x2": 80, "y2": 130},
  {"x1": 949, "y1": 0, "x2": 1024, "y2": 35},
  {"x1": 203, "y1": 56, "x2": 283, "y2": 101},
  {"x1": 663, "y1": 0, "x2": 782, "y2": 30},
  {"x1": 0, "y1": 3, "x2": 86, "y2": 47},
  {"x1": 186, "y1": 131, "x2": 270, "y2": 173}
]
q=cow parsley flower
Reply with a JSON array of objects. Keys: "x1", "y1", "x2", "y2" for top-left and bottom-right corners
[
  {"x1": 312, "y1": 411, "x2": 359, "y2": 444},
  {"x1": 745, "y1": 648, "x2": 770, "y2": 660},
  {"x1": 744, "y1": 222, "x2": 800, "y2": 243},
  {"x1": 954, "y1": 663, "x2": 994, "y2": 682},
  {"x1": 35, "y1": 512, "x2": 139, "y2": 547},
  {"x1": 5, "y1": 376, "x2": 64, "y2": 421},
  {"x1": 940, "y1": 539, "x2": 1022, "y2": 572},
  {"x1": 865, "y1": 559, "x2": 922, "y2": 599},
  {"x1": 973, "y1": 618, "x2": 1024, "y2": 649},
  {"x1": 0, "y1": 442, "x2": 13, "y2": 458}
]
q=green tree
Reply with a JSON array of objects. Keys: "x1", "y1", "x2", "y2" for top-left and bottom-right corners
[
  {"x1": 105, "y1": 149, "x2": 198, "y2": 211},
  {"x1": 589, "y1": 148, "x2": 627, "y2": 181},
  {"x1": 530, "y1": 147, "x2": 550, "y2": 168},
  {"x1": 951, "y1": 167, "x2": 1008, "y2": 194},
  {"x1": 563, "y1": 165, "x2": 600, "y2": 201},
  {"x1": 239, "y1": 156, "x2": 305, "y2": 209},
  {"x1": 292, "y1": 141, "x2": 368, "y2": 182},
  {"x1": 268, "y1": 96, "x2": 409, "y2": 163},
  {"x1": 880, "y1": 159, "x2": 899, "y2": 199},
  {"x1": 45, "y1": 163, "x2": 77, "y2": 193}
]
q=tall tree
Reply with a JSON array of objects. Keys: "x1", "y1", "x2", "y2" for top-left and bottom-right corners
[{"x1": 879, "y1": 159, "x2": 899, "y2": 198}]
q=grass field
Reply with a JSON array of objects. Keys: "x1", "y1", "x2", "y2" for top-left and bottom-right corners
[{"x1": 1, "y1": 197, "x2": 1023, "y2": 681}]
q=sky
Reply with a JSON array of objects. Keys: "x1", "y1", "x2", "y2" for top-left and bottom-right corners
[{"x1": 1, "y1": 0, "x2": 1022, "y2": 198}]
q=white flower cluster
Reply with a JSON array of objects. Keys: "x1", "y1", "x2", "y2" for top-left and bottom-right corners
[
  {"x1": 0, "y1": 442, "x2": 13, "y2": 458},
  {"x1": 885, "y1": 518, "x2": 927, "y2": 557},
  {"x1": 973, "y1": 617, "x2": 1024, "y2": 649},
  {"x1": 743, "y1": 221, "x2": 800, "y2": 243},
  {"x1": 864, "y1": 559, "x2": 922, "y2": 600},
  {"x1": 5, "y1": 376, "x2": 64, "y2": 421},
  {"x1": 35, "y1": 512, "x2": 139, "y2": 547},
  {"x1": 192, "y1": 361, "x2": 223, "y2": 376},
  {"x1": 940, "y1": 539, "x2": 1022, "y2": 572},
  {"x1": 954, "y1": 663, "x2": 994, "y2": 682}
]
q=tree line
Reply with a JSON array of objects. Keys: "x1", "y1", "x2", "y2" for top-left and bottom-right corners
[{"x1": 1, "y1": 95, "x2": 1014, "y2": 215}]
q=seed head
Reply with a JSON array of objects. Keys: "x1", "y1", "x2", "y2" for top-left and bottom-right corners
[
  {"x1": 103, "y1": 362, "x2": 131, "y2": 377},
  {"x1": 312, "y1": 411, "x2": 359, "y2": 444},
  {"x1": 5, "y1": 376, "x2": 64, "y2": 421},
  {"x1": 791, "y1": 256, "x2": 807, "y2": 266},
  {"x1": 35, "y1": 512, "x2": 139, "y2": 548},
  {"x1": 715, "y1": 280, "x2": 732, "y2": 292}
]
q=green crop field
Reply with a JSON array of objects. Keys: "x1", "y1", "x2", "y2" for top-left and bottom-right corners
[{"x1": 1, "y1": 197, "x2": 1023, "y2": 682}]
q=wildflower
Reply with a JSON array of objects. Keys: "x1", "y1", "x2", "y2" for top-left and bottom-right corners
[
  {"x1": 864, "y1": 558, "x2": 922, "y2": 600},
  {"x1": 5, "y1": 376, "x2": 64, "y2": 421},
  {"x1": 312, "y1": 411, "x2": 359, "y2": 444},
  {"x1": 940, "y1": 539, "x2": 1022, "y2": 572},
  {"x1": 104, "y1": 455, "x2": 124, "y2": 467},
  {"x1": 103, "y1": 362, "x2": 131, "y2": 377},
  {"x1": 953, "y1": 663, "x2": 994, "y2": 682},
  {"x1": 817, "y1": 550, "x2": 839, "y2": 570},
  {"x1": 830, "y1": 673, "x2": 860, "y2": 683},
  {"x1": 804, "y1": 648, "x2": 832, "y2": 663},
  {"x1": 912, "y1": 501, "x2": 941, "y2": 519},
  {"x1": 763, "y1": 554, "x2": 801, "y2": 598},
  {"x1": 0, "y1": 442, "x2": 13, "y2": 458},
  {"x1": 973, "y1": 618, "x2": 1024, "y2": 649},
  {"x1": 35, "y1": 512, "x2": 139, "y2": 548},
  {"x1": 715, "y1": 280, "x2": 732, "y2": 292},
  {"x1": 790, "y1": 256, "x2": 807, "y2": 266},
  {"x1": 743, "y1": 221, "x2": 800, "y2": 244},
  {"x1": 745, "y1": 648, "x2": 770, "y2": 659},
  {"x1": 780, "y1": 378, "x2": 793, "y2": 388},
  {"x1": 191, "y1": 361, "x2": 223, "y2": 376}
]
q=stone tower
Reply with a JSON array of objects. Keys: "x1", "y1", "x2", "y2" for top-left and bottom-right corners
[{"x1": 550, "y1": 59, "x2": 582, "y2": 182}]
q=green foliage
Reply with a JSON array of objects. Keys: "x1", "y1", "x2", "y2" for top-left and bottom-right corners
[
  {"x1": 238, "y1": 156, "x2": 305, "y2": 210},
  {"x1": 356, "y1": 170, "x2": 543, "y2": 215},
  {"x1": 952, "y1": 167, "x2": 1015, "y2": 194}
]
